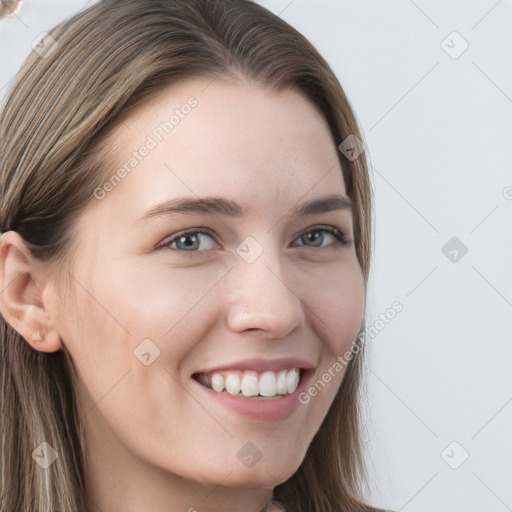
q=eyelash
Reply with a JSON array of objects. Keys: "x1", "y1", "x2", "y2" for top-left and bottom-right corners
[{"x1": 155, "y1": 225, "x2": 350, "y2": 253}]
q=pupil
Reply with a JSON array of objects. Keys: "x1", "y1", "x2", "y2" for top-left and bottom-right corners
[
  {"x1": 179, "y1": 235, "x2": 198, "y2": 249},
  {"x1": 304, "y1": 231, "x2": 322, "y2": 246}
]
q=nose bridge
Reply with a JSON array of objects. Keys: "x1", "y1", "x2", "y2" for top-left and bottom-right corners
[{"x1": 225, "y1": 235, "x2": 304, "y2": 336}]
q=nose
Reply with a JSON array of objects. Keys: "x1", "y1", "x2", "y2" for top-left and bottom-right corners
[{"x1": 224, "y1": 244, "x2": 306, "y2": 338}]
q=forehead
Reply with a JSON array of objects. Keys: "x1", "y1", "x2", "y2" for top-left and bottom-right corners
[{"x1": 93, "y1": 78, "x2": 347, "y2": 222}]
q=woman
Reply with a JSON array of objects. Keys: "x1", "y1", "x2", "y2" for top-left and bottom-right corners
[{"x1": 0, "y1": 1, "x2": 390, "y2": 511}]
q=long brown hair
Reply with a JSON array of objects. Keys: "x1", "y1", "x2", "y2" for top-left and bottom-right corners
[{"x1": 0, "y1": 1, "x2": 375, "y2": 510}]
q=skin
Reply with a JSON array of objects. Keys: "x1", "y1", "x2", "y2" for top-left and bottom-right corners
[{"x1": 0, "y1": 78, "x2": 365, "y2": 512}]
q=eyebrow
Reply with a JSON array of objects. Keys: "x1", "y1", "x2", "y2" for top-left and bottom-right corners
[{"x1": 140, "y1": 193, "x2": 353, "y2": 221}]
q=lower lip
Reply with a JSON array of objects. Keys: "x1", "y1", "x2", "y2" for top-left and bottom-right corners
[{"x1": 193, "y1": 370, "x2": 313, "y2": 422}]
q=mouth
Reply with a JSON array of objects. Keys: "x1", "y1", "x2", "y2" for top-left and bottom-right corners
[
  {"x1": 192, "y1": 368, "x2": 306, "y2": 400},
  {"x1": 191, "y1": 359, "x2": 315, "y2": 421}
]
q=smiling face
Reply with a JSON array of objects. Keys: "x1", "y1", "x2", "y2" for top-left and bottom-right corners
[{"x1": 49, "y1": 78, "x2": 365, "y2": 507}]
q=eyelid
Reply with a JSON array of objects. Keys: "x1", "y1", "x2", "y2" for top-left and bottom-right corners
[
  {"x1": 294, "y1": 224, "x2": 351, "y2": 246},
  {"x1": 154, "y1": 228, "x2": 217, "y2": 251},
  {"x1": 155, "y1": 224, "x2": 352, "y2": 252}
]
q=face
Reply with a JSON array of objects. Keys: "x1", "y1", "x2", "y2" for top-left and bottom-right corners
[{"x1": 48, "y1": 78, "x2": 365, "y2": 498}]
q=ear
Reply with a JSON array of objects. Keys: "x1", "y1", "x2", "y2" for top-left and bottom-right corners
[{"x1": 0, "y1": 230, "x2": 62, "y2": 353}]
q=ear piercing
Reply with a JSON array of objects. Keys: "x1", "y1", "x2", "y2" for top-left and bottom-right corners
[{"x1": 31, "y1": 329, "x2": 44, "y2": 343}]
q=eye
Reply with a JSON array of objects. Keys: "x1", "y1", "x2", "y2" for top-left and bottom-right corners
[
  {"x1": 155, "y1": 225, "x2": 349, "y2": 253},
  {"x1": 293, "y1": 226, "x2": 349, "y2": 248},
  {"x1": 156, "y1": 229, "x2": 219, "y2": 252}
]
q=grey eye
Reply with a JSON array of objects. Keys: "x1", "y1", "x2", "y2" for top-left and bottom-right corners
[{"x1": 0, "y1": 0, "x2": 22, "y2": 18}]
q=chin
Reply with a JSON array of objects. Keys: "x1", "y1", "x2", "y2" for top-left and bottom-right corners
[{"x1": 225, "y1": 458, "x2": 303, "y2": 489}]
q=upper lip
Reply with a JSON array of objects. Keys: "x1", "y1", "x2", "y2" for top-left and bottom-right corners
[{"x1": 192, "y1": 357, "x2": 316, "y2": 375}]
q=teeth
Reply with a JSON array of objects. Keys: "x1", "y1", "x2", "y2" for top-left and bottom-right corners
[
  {"x1": 259, "y1": 371, "x2": 277, "y2": 397},
  {"x1": 211, "y1": 373, "x2": 225, "y2": 393},
  {"x1": 241, "y1": 371, "x2": 259, "y2": 397},
  {"x1": 225, "y1": 373, "x2": 241, "y2": 395},
  {"x1": 286, "y1": 368, "x2": 300, "y2": 393},
  {"x1": 277, "y1": 370, "x2": 287, "y2": 395},
  {"x1": 198, "y1": 373, "x2": 210, "y2": 387},
  {"x1": 198, "y1": 368, "x2": 301, "y2": 398}
]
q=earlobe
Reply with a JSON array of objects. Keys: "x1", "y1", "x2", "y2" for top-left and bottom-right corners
[
  {"x1": 0, "y1": 231, "x2": 62, "y2": 353},
  {"x1": 28, "y1": 325, "x2": 62, "y2": 352}
]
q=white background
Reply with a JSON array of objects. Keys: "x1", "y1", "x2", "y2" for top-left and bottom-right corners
[{"x1": 1, "y1": 1, "x2": 511, "y2": 510}]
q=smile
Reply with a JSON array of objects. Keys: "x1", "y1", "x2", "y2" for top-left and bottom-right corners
[{"x1": 194, "y1": 368, "x2": 301, "y2": 399}]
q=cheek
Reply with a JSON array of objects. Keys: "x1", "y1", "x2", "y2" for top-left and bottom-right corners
[
  {"x1": 294, "y1": 263, "x2": 364, "y2": 433},
  {"x1": 58, "y1": 255, "x2": 230, "y2": 401},
  {"x1": 303, "y1": 262, "x2": 365, "y2": 353},
  {"x1": 100, "y1": 258, "x2": 226, "y2": 330}
]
